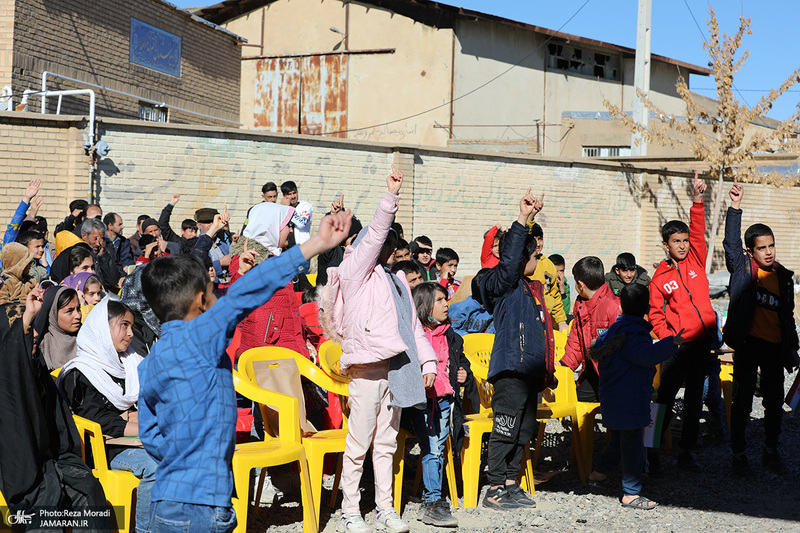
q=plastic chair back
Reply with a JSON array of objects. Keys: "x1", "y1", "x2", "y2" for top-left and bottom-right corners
[
  {"x1": 553, "y1": 329, "x2": 568, "y2": 361},
  {"x1": 462, "y1": 333, "x2": 494, "y2": 413}
]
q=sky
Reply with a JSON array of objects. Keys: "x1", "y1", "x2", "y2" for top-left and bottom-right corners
[{"x1": 172, "y1": 0, "x2": 800, "y2": 121}]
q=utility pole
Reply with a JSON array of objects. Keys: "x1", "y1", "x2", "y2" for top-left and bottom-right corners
[{"x1": 631, "y1": 0, "x2": 652, "y2": 156}]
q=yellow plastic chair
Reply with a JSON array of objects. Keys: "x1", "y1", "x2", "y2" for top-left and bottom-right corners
[
  {"x1": 318, "y1": 340, "x2": 350, "y2": 384},
  {"x1": 72, "y1": 415, "x2": 139, "y2": 533},
  {"x1": 232, "y1": 368, "x2": 318, "y2": 533},
  {"x1": 393, "y1": 423, "x2": 460, "y2": 513},
  {"x1": 306, "y1": 273, "x2": 318, "y2": 287},
  {"x1": 719, "y1": 352, "x2": 734, "y2": 428},
  {"x1": 553, "y1": 330, "x2": 568, "y2": 361},
  {"x1": 459, "y1": 334, "x2": 535, "y2": 507},
  {"x1": 238, "y1": 348, "x2": 350, "y2": 524},
  {"x1": 531, "y1": 365, "x2": 587, "y2": 483}
]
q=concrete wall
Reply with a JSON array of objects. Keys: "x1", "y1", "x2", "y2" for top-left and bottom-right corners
[
  {"x1": 9, "y1": 0, "x2": 241, "y2": 125},
  {"x1": 4, "y1": 112, "x2": 800, "y2": 282}
]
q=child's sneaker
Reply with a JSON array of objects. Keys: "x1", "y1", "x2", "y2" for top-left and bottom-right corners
[
  {"x1": 337, "y1": 512, "x2": 371, "y2": 533},
  {"x1": 482, "y1": 486, "x2": 520, "y2": 510},
  {"x1": 374, "y1": 507, "x2": 409, "y2": 533},
  {"x1": 419, "y1": 500, "x2": 458, "y2": 527},
  {"x1": 505, "y1": 484, "x2": 536, "y2": 508}
]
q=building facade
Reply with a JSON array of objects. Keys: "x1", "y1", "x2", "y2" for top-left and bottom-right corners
[
  {"x1": 0, "y1": 0, "x2": 243, "y2": 125},
  {"x1": 195, "y1": 0, "x2": 727, "y2": 157}
]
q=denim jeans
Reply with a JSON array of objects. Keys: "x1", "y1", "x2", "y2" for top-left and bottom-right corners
[
  {"x1": 411, "y1": 396, "x2": 453, "y2": 503},
  {"x1": 150, "y1": 501, "x2": 236, "y2": 533},
  {"x1": 110, "y1": 448, "x2": 158, "y2": 533},
  {"x1": 593, "y1": 428, "x2": 644, "y2": 496}
]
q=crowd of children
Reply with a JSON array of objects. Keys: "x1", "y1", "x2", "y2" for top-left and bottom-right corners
[{"x1": 0, "y1": 168, "x2": 796, "y2": 533}]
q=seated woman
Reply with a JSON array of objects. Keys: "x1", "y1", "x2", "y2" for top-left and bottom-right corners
[
  {"x1": 0, "y1": 242, "x2": 37, "y2": 327},
  {"x1": 59, "y1": 299, "x2": 155, "y2": 533},
  {"x1": 61, "y1": 271, "x2": 104, "y2": 322},
  {"x1": 0, "y1": 287, "x2": 109, "y2": 526},
  {"x1": 35, "y1": 285, "x2": 82, "y2": 371}
]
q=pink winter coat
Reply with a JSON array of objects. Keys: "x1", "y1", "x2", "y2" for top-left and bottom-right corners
[{"x1": 330, "y1": 192, "x2": 437, "y2": 375}]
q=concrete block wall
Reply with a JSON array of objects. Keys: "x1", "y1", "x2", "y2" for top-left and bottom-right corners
[
  {"x1": 0, "y1": 112, "x2": 86, "y2": 235},
  {"x1": 3, "y1": 113, "x2": 800, "y2": 284},
  {"x1": 10, "y1": 0, "x2": 240, "y2": 125}
]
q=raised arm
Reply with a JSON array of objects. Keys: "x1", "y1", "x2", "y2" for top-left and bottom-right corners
[
  {"x1": 2, "y1": 179, "x2": 39, "y2": 249},
  {"x1": 722, "y1": 178, "x2": 746, "y2": 274},
  {"x1": 158, "y1": 194, "x2": 181, "y2": 243},
  {"x1": 689, "y1": 172, "x2": 708, "y2": 265},
  {"x1": 338, "y1": 167, "x2": 402, "y2": 281},
  {"x1": 481, "y1": 225, "x2": 499, "y2": 268}
]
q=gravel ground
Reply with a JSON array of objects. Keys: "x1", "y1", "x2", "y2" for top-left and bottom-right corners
[{"x1": 250, "y1": 369, "x2": 800, "y2": 533}]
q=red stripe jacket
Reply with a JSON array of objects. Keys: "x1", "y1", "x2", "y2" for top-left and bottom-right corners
[{"x1": 648, "y1": 202, "x2": 717, "y2": 342}]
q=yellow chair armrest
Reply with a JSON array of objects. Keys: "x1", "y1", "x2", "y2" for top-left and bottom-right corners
[
  {"x1": 232, "y1": 369, "x2": 301, "y2": 443},
  {"x1": 72, "y1": 415, "x2": 111, "y2": 475}
]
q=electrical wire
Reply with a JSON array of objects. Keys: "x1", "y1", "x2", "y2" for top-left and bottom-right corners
[{"x1": 321, "y1": 0, "x2": 593, "y2": 136}]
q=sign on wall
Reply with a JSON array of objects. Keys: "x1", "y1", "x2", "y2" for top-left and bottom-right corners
[{"x1": 130, "y1": 18, "x2": 181, "y2": 77}]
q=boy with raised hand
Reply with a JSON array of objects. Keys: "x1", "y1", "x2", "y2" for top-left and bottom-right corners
[
  {"x1": 723, "y1": 178, "x2": 798, "y2": 476},
  {"x1": 647, "y1": 173, "x2": 718, "y2": 475},
  {"x1": 478, "y1": 189, "x2": 554, "y2": 510},
  {"x1": 137, "y1": 210, "x2": 352, "y2": 533}
]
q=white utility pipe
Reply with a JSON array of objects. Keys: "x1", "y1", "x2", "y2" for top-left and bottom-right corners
[{"x1": 41, "y1": 71, "x2": 242, "y2": 126}]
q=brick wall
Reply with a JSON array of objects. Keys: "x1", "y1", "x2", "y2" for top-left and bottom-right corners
[
  {"x1": 3, "y1": 113, "x2": 800, "y2": 282},
  {"x1": 10, "y1": 0, "x2": 240, "y2": 125},
  {"x1": 0, "y1": 112, "x2": 86, "y2": 234}
]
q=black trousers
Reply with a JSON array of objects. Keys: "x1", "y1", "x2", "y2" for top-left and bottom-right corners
[
  {"x1": 487, "y1": 373, "x2": 539, "y2": 485},
  {"x1": 731, "y1": 336, "x2": 785, "y2": 454},
  {"x1": 654, "y1": 339, "x2": 712, "y2": 450}
]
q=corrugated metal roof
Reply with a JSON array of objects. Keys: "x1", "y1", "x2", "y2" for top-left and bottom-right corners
[
  {"x1": 155, "y1": 0, "x2": 247, "y2": 42},
  {"x1": 192, "y1": 0, "x2": 709, "y2": 74}
]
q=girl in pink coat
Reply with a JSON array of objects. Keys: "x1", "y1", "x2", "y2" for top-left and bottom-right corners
[{"x1": 322, "y1": 167, "x2": 437, "y2": 533}]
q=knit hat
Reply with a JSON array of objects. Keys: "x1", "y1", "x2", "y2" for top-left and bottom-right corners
[{"x1": 140, "y1": 218, "x2": 159, "y2": 233}]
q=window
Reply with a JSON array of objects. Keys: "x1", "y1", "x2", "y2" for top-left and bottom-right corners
[
  {"x1": 582, "y1": 146, "x2": 632, "y2": 158},
  {"x1": 547, "y1": 42, "x2": 619, "y2": 81},
  {"x1": 139, "y1": 102, "x2": 168, "y2": 123}
]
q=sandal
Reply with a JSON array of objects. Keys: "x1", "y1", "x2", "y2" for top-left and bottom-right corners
[{"x1": 620, "y1": 496, "x2": 658, "y2": 510}]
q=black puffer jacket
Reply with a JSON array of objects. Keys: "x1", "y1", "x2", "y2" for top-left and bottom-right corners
[{"x1": 722, "y1": 207, "x2": 799, "y2": 371}]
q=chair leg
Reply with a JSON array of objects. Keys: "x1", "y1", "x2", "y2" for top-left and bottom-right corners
[
  {"x1": 444, "y1": 437, "x2": 458, "y2": 508},
  {"x1": 578, "y1": 408, "x2": 596, "y2": 482},
  {"x1": 570, "y1": 419, "x2": 586, "y2": 483},
  {"x1": 460, "y1": 434, "x2": 480, "y2": 508},
  {"x1": 329, "y1": 453, "x2": 343, "y2": 509},
  {"x1": 531, "y1": 421, "x2": 546, "y2": 469},
  {"x1": 232, "y1": 465, "x2": 251, "y2": 533},
  {"x1": 296, "y1": 454, "x2": 319, "y2": 533},
  {"x1": 518, "y1": 444, "x2": 534, "y2": 494},
  {"x1": 392, "y1": 434, "x2": 407, "y2": 513},
  {"x1": 306, "y1": 451, "x2": 325, "y2": 522}
]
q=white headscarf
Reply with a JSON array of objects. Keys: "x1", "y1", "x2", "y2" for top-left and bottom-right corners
[
  {"x1": 242, "y1": 202, "x2": 295, "y2": 256},
  {"x1": 58, "y1": 299, "x2": 143, "y2": 411}
]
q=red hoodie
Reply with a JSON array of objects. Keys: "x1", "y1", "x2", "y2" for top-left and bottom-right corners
[
  {"x1": 648, "y1": 202, "x2": 717, "y2": 342},
  {"x1": 561, "y1": 283, "x2": 620, "y2": 381},
  {"x1": 481, "y1": 226, "x2": 500, "y2": 269}
]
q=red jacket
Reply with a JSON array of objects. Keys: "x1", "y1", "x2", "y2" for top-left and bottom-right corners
[
  {"x1": 481, "y1": 226, "x2": 500, "y2": 269},
  {"x1": 561, "y1": 283, "x2": 620, "y2": 381},
  {"x1": 649, "y1": 202, "x2": 717, "y2": 342},
  {"x1": 230, "y1": 254, "x2": 309, "y2": 360}
]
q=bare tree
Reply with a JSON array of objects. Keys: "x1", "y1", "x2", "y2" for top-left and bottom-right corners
[{"x1": 605, "y1": 6, "x2": 800, "y2": 272}]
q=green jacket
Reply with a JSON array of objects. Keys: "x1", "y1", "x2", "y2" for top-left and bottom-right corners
[{"x1": 604, "y1": 266, "x2": 650, "y2": 296}]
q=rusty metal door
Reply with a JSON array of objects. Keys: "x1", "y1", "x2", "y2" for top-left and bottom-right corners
[{"x1": 254, "y1": 54, "x2": 347, "y2": 137}]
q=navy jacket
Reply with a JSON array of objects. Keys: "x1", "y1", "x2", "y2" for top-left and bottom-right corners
[
  {"x1": 478, "y1": 221, "x2": 554, "y2": 386},
  {"x1": 449, "y1": 296, "x2": 495, "y2": 337},
  {"x1": 592, "y1": 315, "x2": 677, "y2": 430},
  {"x1": 722, "y1": 207, "x2": 799, "y2": 371}
]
